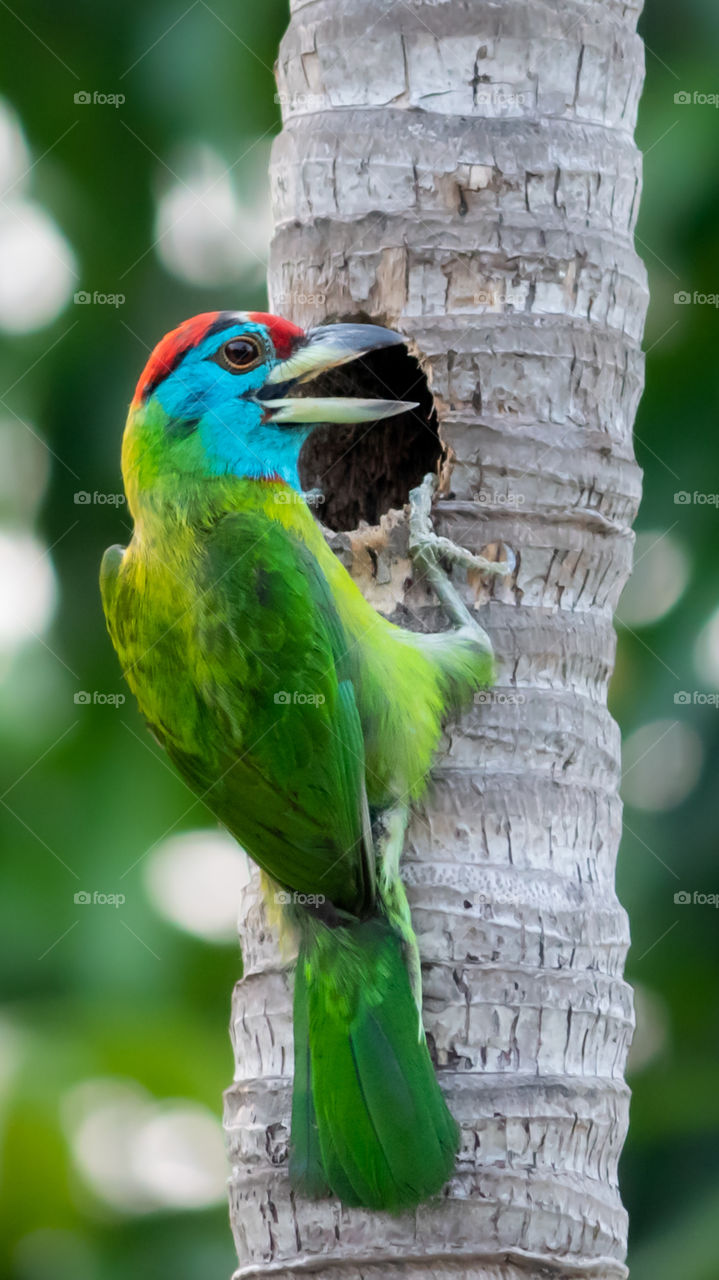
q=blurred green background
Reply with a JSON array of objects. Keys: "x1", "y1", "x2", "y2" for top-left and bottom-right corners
[{"x1": 0, "y1": 2, "x2": 716, "y2": 1277}]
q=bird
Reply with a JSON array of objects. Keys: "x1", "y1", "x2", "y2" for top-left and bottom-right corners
[{"x1": 101, "y1": 310, "x2": 505, "y2": 1211}]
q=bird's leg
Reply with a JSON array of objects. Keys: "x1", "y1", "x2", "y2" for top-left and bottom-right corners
[
  {"x1": 375, "y1": 801, "x2": 424, "y2": 1030},
  {"x1": 409, "y1": 472, "x2": 514, "y2": 643}
]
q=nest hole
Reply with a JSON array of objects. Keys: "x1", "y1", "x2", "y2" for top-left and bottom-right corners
[{"x1": 298, "y1": 322, "x2": 443, "y2": 532}]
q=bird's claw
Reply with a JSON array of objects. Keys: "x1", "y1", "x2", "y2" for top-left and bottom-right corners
[
  {"x1": 408, "y1": 473, "x2": 514, "y2": 636},
  {"x1": 409, "y1": 472, "x2": 515, "y2": 581}
]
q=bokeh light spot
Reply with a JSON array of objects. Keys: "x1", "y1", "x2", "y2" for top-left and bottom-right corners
[
  {"x1": 132, "y1": 1105, "x2": 229, "y2": 1209},
  {"x1": 617, "y1": 530, "x2": 690, "y2": 628},
  {"x1": 154, "y1": 142, "x2": 271, "y2": 287},
  {"x1": 0, "y1": 201, "x2": 77, "y2": 333},
  {"x1": 627, "y1": 983, "x2": 670, "y2": 1075},
  {"x1": 63, "y1": 1079, "x2": 227, "y2": 1214},
  {"x1": 622, "y1": 718, "x2": 703, "y2": 811},
  {"x1": 694, "y1": 606, "x2": 719, "y2": 688},
  {"x1": 0, "y1": 99, "x2": 31, "y2": 195},
  {"x1": 144, "y1": 828, "x2": 251, "y2": 942},
  {"x1": 0, "y1": 532, "x2": 57, "y2": 656},
  {"x1": 0, "y1": 418, "x2": 51, "y2": 522}
]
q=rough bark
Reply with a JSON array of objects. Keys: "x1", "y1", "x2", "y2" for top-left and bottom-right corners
[{"x1": 225, "y1": 1, "x2": 647, "y2": 1276}]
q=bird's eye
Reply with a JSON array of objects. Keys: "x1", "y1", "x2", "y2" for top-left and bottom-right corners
[{"x1": 221, "y1": 335, "x2": 263, "y2": 372}]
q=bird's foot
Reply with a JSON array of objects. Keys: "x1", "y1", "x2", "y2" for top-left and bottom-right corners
[{"x1": 408, "y1": 473, "x2": 513, "y2": 637}]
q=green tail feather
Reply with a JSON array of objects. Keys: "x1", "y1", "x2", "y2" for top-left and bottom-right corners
[
  {"x1": 290, "y1": 917, "x2": 459, "y2": 1211},
  {"x1": 289, "y1": 945, "x2": 329, "y2": 1199}
]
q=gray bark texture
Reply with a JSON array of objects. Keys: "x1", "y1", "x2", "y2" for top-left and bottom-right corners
[{"x1": 224, "y1": 1, "x2": 647, "y2": 1276}]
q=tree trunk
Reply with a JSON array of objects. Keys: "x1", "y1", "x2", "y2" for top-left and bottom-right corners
[{"x1": 225, "y1": 1, "x2": 647, "y2": 1277}]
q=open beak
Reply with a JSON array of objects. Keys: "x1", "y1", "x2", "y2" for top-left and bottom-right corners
[{"x1": 258, "y1": 323, "x2": 418, "y2": 425}]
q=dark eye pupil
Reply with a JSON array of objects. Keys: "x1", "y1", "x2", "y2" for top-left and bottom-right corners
[{"x1": 224, "y1": 338, "x2": 258, "y2": 369}]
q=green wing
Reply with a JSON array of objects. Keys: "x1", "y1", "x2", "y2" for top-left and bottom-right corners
[
  {"x1": 99, "y1": 544, "x2": 124, "y2": 617},
  {"x1": 168, "y1": 509, "x2": 375, "y2": 917}
]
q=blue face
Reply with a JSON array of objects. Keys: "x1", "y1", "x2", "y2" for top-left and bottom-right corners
[
  {"x1": 153, "y1": 319, "x2": 313, "y2": 490},
  {"x1": 133, "y1": 312, "x2": 413, "y2": 500}
]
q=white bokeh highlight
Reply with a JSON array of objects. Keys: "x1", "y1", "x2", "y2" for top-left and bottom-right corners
[
  {"x1": 0, "y1": 99, "x2": 31, "y2": 196},
  {"x1": 144, "y1": 828, "x2": 251, "y2": 943},
  {"x1": 0, "y1": 418, "x2": 51, "y2": 520},
  {"x1": 622, "y1": 718, "x2": 703, "y2": 812},
  {"x1": 154, "y1": 142, "x2": 271, "y2": 287},
  {"x1": 0, "y1": 532, "x2": 57, "y2": 656},
  {"x1": 0, "y1": 201, "x2": 77, "y2": 334},
  {"x1": 626, "y1": 983, "x2": 670, "y2": 1075},
  {"x1": 694, "y1": 607, "x2": 719, "y2": 689},
  {"x1": 617, "y1": 530, "x2": 689, "y2": 628},
  {"x1": 63, "y1": 1078, "x2": 228, "y2": 1214}
]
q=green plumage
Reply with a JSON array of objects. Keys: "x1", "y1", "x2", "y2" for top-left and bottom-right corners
[
  {"x1": 294, "y1": 918, "x2": 460, "y2": 1209},
  {"x1": 103, "y1": 315, "x2": 495, "y2": 1212}
]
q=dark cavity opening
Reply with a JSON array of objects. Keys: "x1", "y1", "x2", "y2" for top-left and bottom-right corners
[{"x1": 297, "y1": 322, "x2": 443, "y2": 532}]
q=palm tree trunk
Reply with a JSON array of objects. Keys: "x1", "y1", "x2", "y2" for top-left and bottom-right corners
[{"x1": 225, "y1": 1, "x2": 647, "y2": 1276}]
